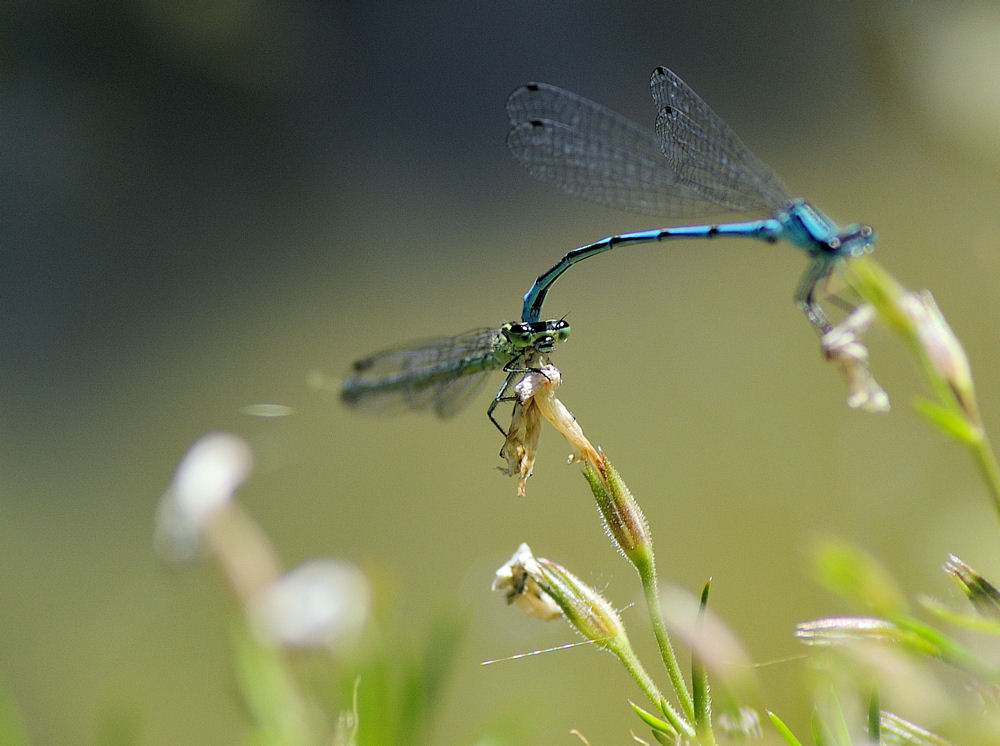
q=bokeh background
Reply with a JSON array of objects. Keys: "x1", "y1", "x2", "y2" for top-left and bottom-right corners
[{"x1": 4, "y1": 0, "x2": 1000, "y2": 743}]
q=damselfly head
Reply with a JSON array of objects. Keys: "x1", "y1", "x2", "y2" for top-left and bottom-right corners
[
  {"x1": 840, "y1": 223, "x2": 876, "y2": 256},
  {"x1": 832, "y1": 223, "x2": 876, "y2": 258},
  {"x1": 502, "y1": 319, "x2": 571, "y2": 352}
]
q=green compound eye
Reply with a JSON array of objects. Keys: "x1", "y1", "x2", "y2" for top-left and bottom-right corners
[
  {"x1": 502, "y1": 322, "x2": 536, "y2": 347},
  {"x1": 503, "y1": 320, "x2": 571, "y2": 349},
  {"x1": 549, "y1": 320, "x2": 571, "y2": 344}
]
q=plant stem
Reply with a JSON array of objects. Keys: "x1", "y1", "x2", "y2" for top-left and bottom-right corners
[
  {"x1": 635, "y1": 553, "x2": 696, "y2": 724},
  {"x1": 608, "y1": 636, "x2": 695, "y2": 738}
]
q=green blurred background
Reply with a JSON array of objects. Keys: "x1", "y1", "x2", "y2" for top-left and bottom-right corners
[{"x1": 4, "y1": 0, "x2": 1000, "y2": 742}]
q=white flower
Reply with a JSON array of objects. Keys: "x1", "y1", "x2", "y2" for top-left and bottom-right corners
[{"x1": 249, "y1": 559, "x2": 370, "y2": 650}]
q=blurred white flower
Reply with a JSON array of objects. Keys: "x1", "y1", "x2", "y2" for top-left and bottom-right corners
[
  {"x1": 249, "y1": 559, "x2": 370, "y2": 650},
  {"x1": 155, "y1": 433, "x2": 254, "y2": 561},
  {"x1": 171, "y1": 432, "x2": 253, "y2": 523}
]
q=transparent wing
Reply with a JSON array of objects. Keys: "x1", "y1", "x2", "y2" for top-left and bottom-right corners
[
  {"x1": 507, "y1": 82, "x2": 723, "y2": 217},
  {"x1": 341, "y1": 327, "x2": 500, "y2": 418},
  {"x1": 429, "y1": 369, "x2": 494, "y2": 418},
  {"x1": 506, "y1": 69, "x2": 791, "y2": 219},
  {"x1": 649, "y1": 66, "x2": 790, "y2": 212}
]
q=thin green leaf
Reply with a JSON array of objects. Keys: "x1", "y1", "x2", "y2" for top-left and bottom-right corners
[
  {"x1": 767, "y1": 711, "x2": 804, "y2": 746},
  {"x1": 812, "y1": 709, "x2": 836, "y2": 746},
  {"x1": 912, "y1": 398, "x2": 979, "y2": 444},
  {"x1": 655, "y1": 697, "x2": 692, "y2": 738},
  {"x1": 692, "y1": 580, "x2": 712, "y2": 738},
  {"x1": 651, "y1": 730, "x2": 672, "y2": 745},
  {"x1": 229, "y1": 621, "x2": 313, "y2": 746},
  {"x1": 918, "y1": 594, "x2": 1000, "y2": 634},
  {"x1": 868, "y1": 687, "x2": 880, "y2": 743},
  {"x1": 629, "y1": 700, "x2": 677, "y2": 738},
  {"x1": 828, "y1": 690, "x2": 853, "y2": 746},
  {"x1": 894, "y1": 616, "x2": 1000, "y2": 682}
]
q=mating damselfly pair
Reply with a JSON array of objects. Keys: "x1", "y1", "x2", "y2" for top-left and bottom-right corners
[{"x1": 341, "y1": 66, "x2": 876, "y2": 432}]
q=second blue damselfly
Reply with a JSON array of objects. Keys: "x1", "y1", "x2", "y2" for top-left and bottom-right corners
[{"x1": 509, "y1": 66, "x2": 876, "y2": 329}]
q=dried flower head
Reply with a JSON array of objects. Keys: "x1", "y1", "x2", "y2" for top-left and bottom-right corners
[
  {"x1": 821, "y1": 304, "x2": 890, "y2": 413},
  {"x1": 498, "y1": 368, "x2": 547, "y2": 495},
  {"x1": 492, "y1": 543, "x2": 562, "y2": 621},
  {"x1": 498, "y1": 362, "x2": 603, "y2": 494}
]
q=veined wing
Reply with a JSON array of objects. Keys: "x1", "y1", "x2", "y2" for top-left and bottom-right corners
[
  {"x1": 340, "y1": 327, "x2": 501, "y2": 418},
  {"x1": 649, "y1": 66, "x2": 790, "y2": 212},
  {"x1": 506, "y1": 70, "x2": 791, "y2": 218},
  {"x1": 507, "y1": 81, "x2": 720, "y2": 217}
]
